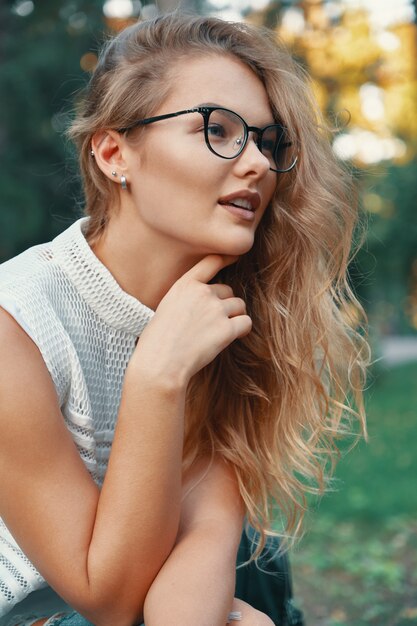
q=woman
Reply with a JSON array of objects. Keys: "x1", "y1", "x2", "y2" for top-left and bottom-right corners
[{"x1": 0, "y1": 12, "x2": 368, "y2": 626}]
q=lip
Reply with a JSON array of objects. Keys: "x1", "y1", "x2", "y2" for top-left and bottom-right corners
[
  {"x1": 219, "y1": 202, "x2": 256, "y2": 222},
  {"x1": 218, "y1": 190, "x2": 261, "y2": 213}
]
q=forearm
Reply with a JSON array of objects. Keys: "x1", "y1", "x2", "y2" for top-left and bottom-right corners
[
  {"x1": 0, "y1": 328, "x2": 188, "y2": 626},
  {"x1": 143, "y1": 522, "x2": 239, "y2": 626},
  {"x1": 82, "y1": 370, "x2": 187, "y2": 621}
]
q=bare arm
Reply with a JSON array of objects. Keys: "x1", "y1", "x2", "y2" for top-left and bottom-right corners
[
  {"x1": 0, "y1": 254, "x2": 251, "y2": 626},
  {"x1": 143, "y1": 456, "x2": 245, "y2": 626},
  {"x1": 0, "y1": 310, "x2": 186, "y2": 626}
]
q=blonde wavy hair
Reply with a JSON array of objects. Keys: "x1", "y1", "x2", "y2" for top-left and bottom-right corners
[{"x1": 68, "y1": 12, "x2": 369, "y2": 557}]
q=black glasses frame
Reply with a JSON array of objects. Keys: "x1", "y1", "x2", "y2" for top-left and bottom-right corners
[{"x1": 117, "y1": 106, "x2": 298, "y2": 173}]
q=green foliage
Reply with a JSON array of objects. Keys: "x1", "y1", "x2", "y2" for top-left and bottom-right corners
[
  {"x1": 293, "y1": 516, "x2": 417, "y2": 625},
  {"x1": 317, "y1": 361, "x2": 417, "y2": 520},
  {"x1": 292, "y1": 362, "x2": 417, "y2": 624}
]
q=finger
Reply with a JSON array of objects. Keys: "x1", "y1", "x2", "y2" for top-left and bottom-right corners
[
  {"x1": 210, "y1": 283, "x2": 234, "y2": 299},
  {"x1": 229, "y1": 314, "x2": 252, "y2": 339},
  {"x1": 223, "y1": 297, "x2": 246, "y2": 318},
  {"x1": 185, "y1": 254, "x2": 238, "y2": 284}
]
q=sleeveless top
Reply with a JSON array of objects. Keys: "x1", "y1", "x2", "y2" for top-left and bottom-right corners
[{"x1": 0, "y1": 218, "x2": 154, "y2": 617}]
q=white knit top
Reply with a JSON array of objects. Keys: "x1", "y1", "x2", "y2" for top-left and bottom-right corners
[{"x1": 0, "y1": 218, "x2": 154, "y2": 617}]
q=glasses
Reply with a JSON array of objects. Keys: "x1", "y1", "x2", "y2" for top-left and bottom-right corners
[{"x1": 117, "y1": 106, "x2": 298, "y2": 174}]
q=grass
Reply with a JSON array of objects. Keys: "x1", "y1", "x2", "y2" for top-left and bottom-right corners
[{"x1": 290, "y1": 361, "x2": 417, "y2": 626}]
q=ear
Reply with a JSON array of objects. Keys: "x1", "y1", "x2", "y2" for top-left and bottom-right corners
[{"x1": 91, "y1": 130, "x2": 131, "y2": 182}]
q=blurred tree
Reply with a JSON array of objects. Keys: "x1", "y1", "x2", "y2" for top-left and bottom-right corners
[{"x1": 0, "y1": 0, "x2": 105, "y2": 260}]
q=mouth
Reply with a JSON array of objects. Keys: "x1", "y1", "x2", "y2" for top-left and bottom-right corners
[{"x1": 218, "y1": 191, "x2": 261, "y2": 220}]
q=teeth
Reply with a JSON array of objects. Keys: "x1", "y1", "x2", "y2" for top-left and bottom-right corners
[{"x1": 230, "y1": 198, "x2": 253, "y2": 211}]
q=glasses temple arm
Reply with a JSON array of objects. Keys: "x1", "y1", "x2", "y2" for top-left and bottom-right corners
[{"x1": 117, "y1": 109, "x2": 199, "y2": 134}]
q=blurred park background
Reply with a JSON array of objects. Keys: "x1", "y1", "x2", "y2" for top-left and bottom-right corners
[{"x1": 0, "y1": 0, "x2": 416, "y2": 624}]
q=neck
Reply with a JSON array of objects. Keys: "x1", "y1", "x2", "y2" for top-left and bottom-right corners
[{"x1": 89, "y1": 210, "x2": 203, "y2": 311}]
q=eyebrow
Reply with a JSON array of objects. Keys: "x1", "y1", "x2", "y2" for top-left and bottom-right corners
[{"x1": 195, "y1": 101, "x2": 222, "y2": 108}]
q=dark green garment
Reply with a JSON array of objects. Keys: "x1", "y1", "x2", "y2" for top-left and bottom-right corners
[{"x1": 235, "y1": 528, "x2": 305, "y2": 626}]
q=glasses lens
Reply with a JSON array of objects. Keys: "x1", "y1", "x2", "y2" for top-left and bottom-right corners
[
  {"x1": 206, "y1": 109, "x2": 246, "y2": 159},
  {"x1": 261, "y1": 125, "x2": 297, "y2": 172}
]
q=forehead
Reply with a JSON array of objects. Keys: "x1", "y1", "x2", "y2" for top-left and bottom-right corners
[{"x1": 160, "y1": 54, "x2": 274, "y2": 125}]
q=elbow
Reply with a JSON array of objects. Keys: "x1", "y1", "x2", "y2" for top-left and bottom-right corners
[
  {"x1": 66, "y1": 524, "x2": 179, "y2": 625},
  {"x1": 71, "y1": 548, "x2": 175, "y2": 626}
]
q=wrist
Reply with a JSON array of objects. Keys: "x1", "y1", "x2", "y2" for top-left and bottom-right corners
[{"x1": 125, "y1": 357, "x2": 190, "y2": 396}]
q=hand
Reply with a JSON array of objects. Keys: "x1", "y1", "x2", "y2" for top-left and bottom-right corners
[{"x1": 131, "y1": 255, "x2": 251, "y2": 387}]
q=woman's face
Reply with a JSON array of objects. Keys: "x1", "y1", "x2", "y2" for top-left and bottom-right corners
[{"x1": 123, "y1": 54, "x2": 278, "y2": 258}]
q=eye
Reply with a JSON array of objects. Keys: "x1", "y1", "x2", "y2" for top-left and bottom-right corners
[
  {"x1": 261, "y1": 126, "x2": 290, "y2": 155},
  {"x1": 207, "y1": 123, "x2": 227, "y2": 139}
]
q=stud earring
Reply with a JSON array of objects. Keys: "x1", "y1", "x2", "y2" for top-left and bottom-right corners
[
  {"x1": 90, "y1": 149, "x2": 95, "y2": 157},
  {"x1": 111, "y1": 171, "x2": 117, "y2": 177},
  {"x1": 120, "y1": 175, "x2": 127, "y2": 190}
]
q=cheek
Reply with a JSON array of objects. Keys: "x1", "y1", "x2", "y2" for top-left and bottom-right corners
[
  {"x1": 149, "y1": 130, "x2": 225, "y2": 176},
  {"x1": 142, "y1": 148, "x2": 201, "y2": 194},
  {"x1": 132, "y1": 163, "x2": 209, "y2": 231}
]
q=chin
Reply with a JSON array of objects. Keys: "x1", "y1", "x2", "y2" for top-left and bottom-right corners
[
  {"x1": 193, "y1": 228, "x2": 256, "y2": 257},
  {"x1": 214, "y1": 235, "x2": 255, "y2": 257}
]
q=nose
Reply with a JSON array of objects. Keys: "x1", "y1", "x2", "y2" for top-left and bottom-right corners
[{"x1": 234, "y1": 132, "x2": 271, "y2": 179}]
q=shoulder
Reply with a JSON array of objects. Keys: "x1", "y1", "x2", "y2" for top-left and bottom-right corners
[
  {"x1": 0, "y1": 242, "x2": 75, "y2": 404},
  {"x1": 0, "y1": 241, "x2": 52, "y2": 285},
  {"x1": 0, "y1": 241, "x2": 62, "y2": 325},
  {"x1": 0, "y1": 305, "x2": 48, "y2": 365},
  {"x1": 0, "y1": 307, "x2": 60, "y2": 418},
  {"x1": 0, "y1": 307, "x2": 67, "y2": 488}
]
